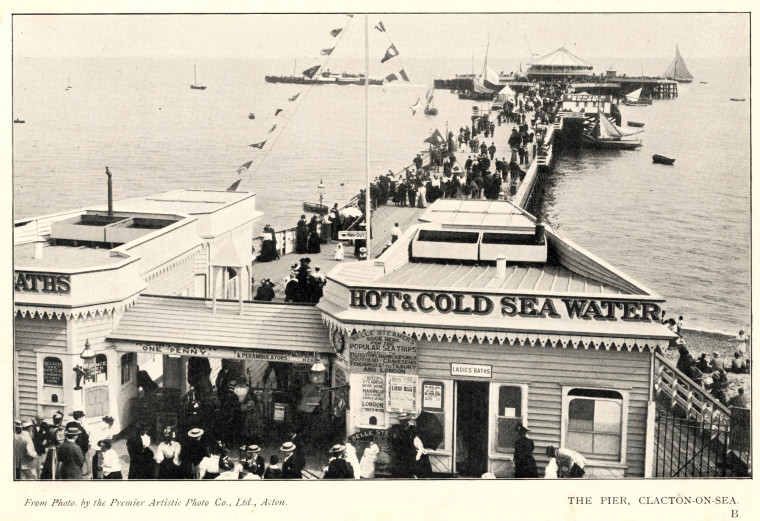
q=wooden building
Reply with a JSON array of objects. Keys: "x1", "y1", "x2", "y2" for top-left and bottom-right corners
[
  {"x1": 13, "y1": 190, "x2": 261, "y2": 434},
  {"x1": 318, "y1": 199, "x2": 675, "y2": 478}
]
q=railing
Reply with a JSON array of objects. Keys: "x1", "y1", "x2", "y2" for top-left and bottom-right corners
[
  {"x1": 251, "y1": 151, "x2": 433, "y2": 256},
  {"x1": 654, "y1": 353, "x2": 730, "y2": 423}
]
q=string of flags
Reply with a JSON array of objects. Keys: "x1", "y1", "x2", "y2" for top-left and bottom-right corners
[{"x1": 227, "y1": 16, "x2": 355, "y2": 192}]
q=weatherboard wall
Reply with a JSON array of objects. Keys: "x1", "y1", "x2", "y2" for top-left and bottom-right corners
[{"x1": 417, "y1": 338, "x2": 651, "y2": 477}]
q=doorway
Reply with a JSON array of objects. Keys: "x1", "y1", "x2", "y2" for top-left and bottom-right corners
[{"x1": 455, "y1": 381, "x2": 490, "y2": 477}]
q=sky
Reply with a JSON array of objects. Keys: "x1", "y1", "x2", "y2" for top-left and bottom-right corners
[{"x1": 12, "y1": 12, "x2": 750, "y2": 61}]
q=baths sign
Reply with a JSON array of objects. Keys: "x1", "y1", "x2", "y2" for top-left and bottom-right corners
[{"x1": 349, "y1": 289, "x2": 663, "y2": 323}]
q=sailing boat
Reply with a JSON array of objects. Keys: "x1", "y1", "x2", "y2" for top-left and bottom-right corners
[
  {"x1": 662, "y1": 45, "x2": 693, "y2": 83},
  {"x1": 582, "y1": 113, "x2": 643, "y2": 149},
  {"x1": 190, "y1": 63, "x2": 206, "y2": 90},
  {"x1": 622, "y1": 87, "x2": 652, "y2": 106},
  {"x1": 424, "y1": 87, "x2": 437, "y2": 116},
  {"x1": 460, "y1": 38, "x2": 502, "y2": 101}
]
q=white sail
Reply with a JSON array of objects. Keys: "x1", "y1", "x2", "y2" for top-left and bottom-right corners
[
  {"x1": 472, "y1": 75, "x2": 493, "y2": 94},
  {"x1": 662, "y1": 45, "x2": 693, "y2": 81},
  {"x1": 626, "y1": 88, "x2": 642, "y2": 102},
  {"x1": 598, "y1": 114, "x2": 643, "y2": 139},
  {"x1": 425, "y1": 87, "x2": 434, "y2": 107}
]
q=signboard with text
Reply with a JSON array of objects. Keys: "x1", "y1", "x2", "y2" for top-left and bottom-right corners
[
  {"x1": 43, "y1": 357, "x2": 63, "y2": 386},
  {"x1": 339, "y1": 230, "x2": 367, "y2": 240},
  {"x1": 348, "y1": 288, "x2": 664, "y2": 324},
  {"x1": 386, "y1": 373, "x2": 418, "y2": 413},
  {"x1": 116, "y1": 341, "x2": 328, "y2": 365},
  {"x1": 360, "y1": 375, "x2": 386, "y2": 411},
  {"x1": 348, "y1": 330, "x2": 418, "y2": 374},
  {"x1": 451, "y1": 363, "x2": 492, "y2": 379}
]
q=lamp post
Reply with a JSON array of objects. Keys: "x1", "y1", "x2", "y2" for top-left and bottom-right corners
[
  {"x1": 318, "y1": 179, "x2": 325, "y2": 207},
  {"x1": 74, "y1": 339, "x2": 96, "y2": 390}
]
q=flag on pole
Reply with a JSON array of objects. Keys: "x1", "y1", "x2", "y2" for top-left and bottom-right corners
[
  {"x1": 288, "y1": 93, "x2": 300, "y2": 102},
  {"x1": 423, "y1": 129, "x2": 445, "y2": 145},
  {"x1": 227, "y1": 179, "x2": 242, "y2": 192},
  {"x1": 249, "y1": 141, "x2": 266, "y2": 149},
  {"x1": 321, "y1": 47, "x2": 334, "y2": 56},
  {"x1": 381, "y1": 44, "x2": 399, "y2": 63},
  {"x1": 330, "y1": 28, "x2": 343, "y2": 37},
  {"x1": 236, "y1": 160, "x2": 253, "y2": 174},
  {"x1": 410, "y1": 98, "x2": 423, "y2": 115},
  {"x1": 275, "y1": 108, "x2": 283, "y2": 116},
  {"x1": 375, "y1": 21, "x2": 386, "y2": 32},
  {"x1": 268, "y1": 124, "x2": 277, "y2": 134},
  {"x1": 302, "y1": 65, "x2": 320, "y2": 78}
]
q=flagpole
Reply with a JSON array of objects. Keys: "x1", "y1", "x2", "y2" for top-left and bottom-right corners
[{"x1": 364, "y1": 14, "x2": 371, "y2": 257}]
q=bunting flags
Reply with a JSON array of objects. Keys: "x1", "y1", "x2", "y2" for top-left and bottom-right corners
[
  {"x1": 321, "y1": 47, "x2": 334, "y2": 56},
  {"x1": 384, "y1": 69, "x2": 409, "y2": 83},
  {"x1": 288, "y1": 93, "x2": 300, "y2": 102},
  {"x1": 302, "y1": 65, "x2": 320, "y2": 79},
  {"x1": 275, "y1": 108, "x2": 283, "y2": 116},
  {"x1": 381, "y1": 44, "x2": 399, "y2": 63},
  {"x1": 268, "y1": 124, "x2": 277, "y2": 134},
  {"x1": 375, "y1": 21, "x2": 385, "y2": 32},
  {"x1": 249, "y1": 141, "x2": 266, "y2": 149},
  {"x1": 410, "y1": 98, "x2": 423, "y2": 115},
  {"x1": 330, "y1": 28, "x2": 343, "y2": 37},
  {"x1": 226, "y1": 179, "x2": 242, "y2": 192},
  {"x1": 236, "y1": 160, "x2": 253, "y2": 174},
  {"x1": 423, "y1": 129, "x2": 445, "y2": 145}
]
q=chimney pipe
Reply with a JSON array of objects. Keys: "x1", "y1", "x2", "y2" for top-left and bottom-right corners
[
  {"x1": 34, "y1": 242, "x2": 43, "y2": 259},
  {"x1": 495, "y1": 256, "x2": 507, "y2": 279},
  {"x1": 105, "y1": 167, "x2": 113, "y2": 218}
]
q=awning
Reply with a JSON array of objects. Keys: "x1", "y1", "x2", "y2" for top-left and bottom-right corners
[{"x1": 109, "y1": 295, "x2": 332, "y2": 354}]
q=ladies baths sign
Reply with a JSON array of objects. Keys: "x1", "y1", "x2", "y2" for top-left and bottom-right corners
[{"x1": 348, "y1": 289, "x2": 663, "y2": 322}]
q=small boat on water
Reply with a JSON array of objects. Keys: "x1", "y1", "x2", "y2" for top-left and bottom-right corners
[
  {"x1": 190, "y1": 63, "x2": 206, "y2": 90},
  {"x1": 730, "y1": 98, "x2": 746, "y2": 102},
  {"x1": 248, "y1": 113, "x2": 256, "y2": 119},
  {"x1": 582, "y1": 114, "x2": 643, "y2": 150},
  {"x1": 652, "y1": 154, "x2": 675, "y2": 165},
  {"x1": 627, "y1": 121, "x2": 645, "y2": 128},
  {"x1": 302, "y1": 201, "x2": 329, "y2": 215},
  {"x1": 700, "y1": 81, "x2": 708, "y2": 84},
  {"x1": 13, "y1": 118, "x2": 25, "y2": 124}
]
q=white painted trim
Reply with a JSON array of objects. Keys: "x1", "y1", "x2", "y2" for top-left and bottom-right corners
[
  {"x1": 560, "y1": 385, "x2": 629, "y2": 467},
  {"x1": 644, "y1": 400, "x2": 656, "y2": 478}
]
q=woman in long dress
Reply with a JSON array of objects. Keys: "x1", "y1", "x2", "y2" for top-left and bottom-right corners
[
  {"x1": 295, "y1": 216, "x2": 308, "y2": 254},
  {"x1": 307, "y1": 216, "x2": 321, "y2": 254}
]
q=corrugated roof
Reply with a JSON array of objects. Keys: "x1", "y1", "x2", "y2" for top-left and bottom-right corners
[
  {"x1": 528, "y1": 46, "x2": 593, "y2": 69},
  {"x1": 378, "y1": 262, "x2": 627, "y2": 294},
  {"x1": 109, "y1": 295, "x2": 332, "y2": 352}
]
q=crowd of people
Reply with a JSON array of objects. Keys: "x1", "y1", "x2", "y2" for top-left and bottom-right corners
[{"x1": 663, "y1": 312, "x2": 751, "y2": 408}]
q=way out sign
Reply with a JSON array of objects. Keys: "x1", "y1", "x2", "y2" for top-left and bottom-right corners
[{"x1": 339, "y1": 230, "x2": 367, "y2": 240}]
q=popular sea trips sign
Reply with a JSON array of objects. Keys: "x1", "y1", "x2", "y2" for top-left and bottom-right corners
[
  {"x1": 348, "y1": 289, "x2": 663, "y2": 322},
  {"x1": 348, "y1": 330, "x2": 418, "y2": 374}
]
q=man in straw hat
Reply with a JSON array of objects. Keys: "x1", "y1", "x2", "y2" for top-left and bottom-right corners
[
  {"x1": 15, "y1": 419, "x2": 39, "y2": 479},
  {"x1": 181, "y1": 428, "x2": 206, "y2": 479},
  {"x1": 323, "y1": 444, "x2": 354, "y2": 479},
  {"x1": 280, "y1": 441, "x2": 302, "y2": 479},
  {"x1": 240, "y1": 444, "x2": 265, "y2": 478},
  {"x1": 513, "y1": 423, "x2": 538, "y2": 478},
  {"x1": 57, "y1": 426, "x2": 85, "y2": 479}
]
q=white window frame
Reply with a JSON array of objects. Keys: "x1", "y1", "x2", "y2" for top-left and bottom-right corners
[
  {"x1": 488, "y1": 383, "x2": 529, "y2": 461},
  {"x1": 561, "y1": 386, "x2": 629, "y2": 467}
]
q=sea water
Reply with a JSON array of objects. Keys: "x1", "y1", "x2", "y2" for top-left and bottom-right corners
[{"x1": 12, "y1": 56, "x2": 750, "y2": 334}]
